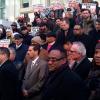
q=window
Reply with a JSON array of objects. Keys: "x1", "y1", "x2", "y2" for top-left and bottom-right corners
[
  {"x1": 22, "y1": 0, "x2": 29, "y2": 8},
  {"x1": 0, "y1": 0, "x2": 5, "y2": 19}
]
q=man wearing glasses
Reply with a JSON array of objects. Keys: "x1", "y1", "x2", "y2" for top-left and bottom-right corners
[
  {"x1": 42, "y1": 49, "x2": 89, "y2": 100},
  {"x1": 69, "y1": 41, "x2": 92, "y2": 80}
]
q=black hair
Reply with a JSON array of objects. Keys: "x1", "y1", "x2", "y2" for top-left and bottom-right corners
[
  {"x1": 96, "y1": 18, "x2": 100, "y2": 23},
  {"x1": 39, "y1": 34, "x2": 46, "y2": 42},
  {"x1": 74, "y1": 23, "x2": 83, "y2": 28},
  {"x1": 0, "y1": 47, "x2": 10, "y2": 58},
  {"x1": 31, "y1": 44, "x2": 41, "y2": 55},
  {"x1": 81, "y1": 9, "x2": 91, "y2": 14}
]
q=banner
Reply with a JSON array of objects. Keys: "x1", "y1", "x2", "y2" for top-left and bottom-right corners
[
  {"x1": 68, "y1": 0, "x2": 82, "y2": 8},
  {"x1": 0, "y1": 39, "x2": 10, "y2": 48},
  {"x1": 82, "y1": 3, "x2": 96, "y2": 14}
]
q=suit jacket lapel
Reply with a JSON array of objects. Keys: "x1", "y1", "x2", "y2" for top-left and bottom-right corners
[{"x1": 28, "y1": 58, "x2": 40, "y2": 77}]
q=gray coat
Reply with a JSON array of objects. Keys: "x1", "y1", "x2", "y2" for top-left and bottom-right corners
[{"x1": 22, "y1": 58, "x2": 48, "y2": 100}]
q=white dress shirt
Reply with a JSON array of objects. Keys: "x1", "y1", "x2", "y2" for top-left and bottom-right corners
[{"x1": 31, "y1": 56, "x2": 39, "y2": 69}]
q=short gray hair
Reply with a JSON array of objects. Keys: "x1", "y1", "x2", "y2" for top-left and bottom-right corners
[{"x1": 73, "y1": 41, "x2": 86, "y2": 56}]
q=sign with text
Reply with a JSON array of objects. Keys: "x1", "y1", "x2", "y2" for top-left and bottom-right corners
[
  {"x1": 82, "y1": 3, "x2": 96, "y2": 14},
  {"x1": 0, "y1": 39, "x2": 10, "y2": 48},
  {"x1": 68, "y1": 0, "x2": 82, "y2": 8}
]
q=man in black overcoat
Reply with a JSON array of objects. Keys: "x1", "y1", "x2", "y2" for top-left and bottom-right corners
[
  {"x1": 42, "y1": 49, "x2": 89, "y2": 100},
  {"x1": 0, "y1": 47, "x2": 19, "y2": 100}
]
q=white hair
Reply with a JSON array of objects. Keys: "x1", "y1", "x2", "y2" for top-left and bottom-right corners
[{"x1": 73, "y1": 41, "x2": 86, "y2": 56}]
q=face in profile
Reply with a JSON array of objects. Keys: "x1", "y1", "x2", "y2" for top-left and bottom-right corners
[{"x1": 94, "y1": 49, "x2": 100, "y2": 66}]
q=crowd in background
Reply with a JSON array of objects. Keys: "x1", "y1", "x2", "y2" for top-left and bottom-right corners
[{"x1": 0, "y1": 1, "x2": 100, "y2": 100}]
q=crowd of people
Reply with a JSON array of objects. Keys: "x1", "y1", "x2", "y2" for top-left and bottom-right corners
[{"x1": 0, "y1": 1, "x2": 100, "y2": 100}]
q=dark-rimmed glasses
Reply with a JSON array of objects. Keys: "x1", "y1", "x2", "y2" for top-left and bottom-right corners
[
  {"x1": 47, "y1": 57, "x2": 65, "y2": 62},
  {"x1": 74, "y1": 28, "x2": 80, "y2": 30}
]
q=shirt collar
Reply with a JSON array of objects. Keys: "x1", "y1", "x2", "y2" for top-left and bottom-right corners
[
  {"x1": 32, "y1": 56, "x2": 39, "y2": 64},
  {"x1": 0, "y1": 59, "x2": 8, "y2": 67},
  {"x1": 16, "y1": 43, "x2": 22, "y2": 49},
  {"x1": 48, "y1": 41, "x2": 55, "y2": 45}
]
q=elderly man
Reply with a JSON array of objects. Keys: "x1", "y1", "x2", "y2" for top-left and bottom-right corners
[{"x1": 69, "y1": 41, "x2": 92, "y2": 80}]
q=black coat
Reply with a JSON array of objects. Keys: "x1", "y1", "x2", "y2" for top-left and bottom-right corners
[
  {"x1": 56, "y1": 29, "x2": 73, "y2": 45},
  {"x1": 22, "y1": 34, "x2": 33, "y2": 46},
  {"x1": 87, "y1": 64, "x2": 100, "y2": 100},
  {"x1": 42, "y1": 42, "x2": 64, "y2": 52},
  {"x1": 10, "y1": 43, "x2": 28, "y2": 65},
  {"x1": 0, "y1": 60, "x2": 19, "y2": 100},
  {"x1": 72, "y1": 57, "x2": 92, "y2": 80},
  {"x1": 88, "y1": 29, "x2": 100, "y2": 57},
  {"x1": 42, "y1": 65, "x2": 89, "y2": 100}
]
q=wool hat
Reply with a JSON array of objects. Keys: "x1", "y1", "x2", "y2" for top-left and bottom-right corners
[
  {"x1": 21, "y1": 26, "x2": 27, "y2": 31},
  {"x1": 11, "y1": 22, "x2": 17, "y2": 27},
  {"x1": 31, "y1": 36, "x2": 42, "y2": 45},
  {"x1": 14, "y1": 34, "x2": 23, "y2": 39},
  {"x1": 46, "y1": 32, "x2": 56, "y2": 38},
  {"x1": 95, "y1": 42, "x2": 100, "y2": 49}
]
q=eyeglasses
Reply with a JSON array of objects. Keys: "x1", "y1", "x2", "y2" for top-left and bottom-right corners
[
  {"x1": 70, "y1": 50, "x2": 80, "y2": 54},
  {"x1": 70, "y1": 50, "x2": 77, "y2": 53},
  {"x1": 74, "y1": 28, "x2": 80, "y2": 30},
  {"x1": 47, "y1": 57, "x2": 65, "y2": 62}
]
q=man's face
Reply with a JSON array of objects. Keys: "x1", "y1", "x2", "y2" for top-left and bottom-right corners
[
  {"x1": 36, "y1": 18, "x2": 42, "y2": 24},
  {"x1": 69, "y1": 44, "x2": 81, "y2": 61},
  {"x1": 63, "y1": 42, "x2": 72, "y2": 53},
  {"x1": 27, "y1": 26, "x2": 31, "y2": 32},
  {"x1": 27, "y1": 46, "x2": 35, "y2": 59},
  {"x1": 11, "y1": 25, "x2": 17, "y2": 30},
  {"x1": 0, "y1": 53, "x2": 5, "y2": 64},
  {"x1": 73, "y1": 25, "x2": 82, "y2": 35},
  {"x1": 60, "y1": 21, "x2": 69, "y2": 31},
  {"x1": 94, "y1": 49, "x2": 100, "y2": 66},
  {"x1": 56, "y1": 19, "x2": 61, "y2": 25},
  {"x1": 95, "y1": 22, "x2": 100, "y2": 31},
  {"x1": 14, "y1": 38, "x2": 23, "y2": 46},
  {"x1": 39, "y1": 26, "x2": 46, "y2": 32},
  {"x1": 48, "y1": 50, "x2": 63, "y2": 71},
  {"x1": 21, "y1": 29, "x2": 28, "y2": 35},
  {"x1": 46, "y1": 37, "x2": 56, "y2": 43},
  {"x1": 82, "y1": 10, "x2": 90, "y2": 19}
]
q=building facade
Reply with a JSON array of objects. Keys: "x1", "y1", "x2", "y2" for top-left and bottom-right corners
[{"x1": 0, "y1": 0, "x2": 99, "y2": 22}]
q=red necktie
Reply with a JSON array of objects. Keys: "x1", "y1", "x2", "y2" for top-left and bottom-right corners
[{"x1": 47, "y1": 44, "x2": 52, "y2": 51}]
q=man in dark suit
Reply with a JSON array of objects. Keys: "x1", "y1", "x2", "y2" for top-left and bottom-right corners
[
  {"x1": 0, "y1": 47, "x2": 19, "y2": 100},
  {"x1": 42, "y1": 31, "x2": 63, "y2": 52},
  {"x1": 9, "y1": 34, "x2": 29, "y2": 70},
  {"x1": 56, "y1": 20, "x2": 73, "y2": 46},
  {"x1": 22, "y1": 45, "x2": 48, "y2": 100},
  {"x1": 42, "y1": 49, "x2": 89, "y2": 100},
  {"x1": 69, "y1": 41, "x2": 92, "y2": 80}
]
